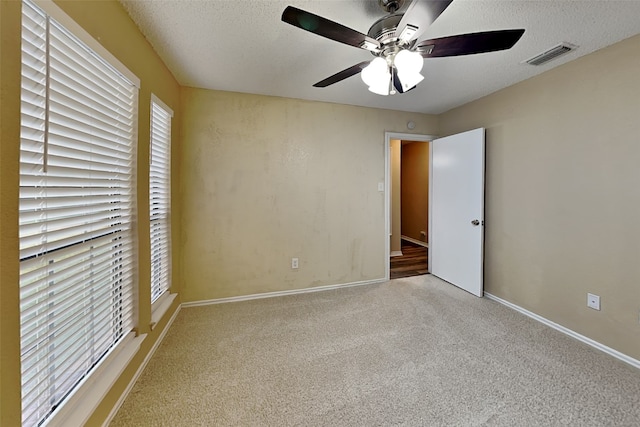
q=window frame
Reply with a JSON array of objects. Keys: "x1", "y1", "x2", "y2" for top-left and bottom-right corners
[
  {"x1": 19, "y1": 1, "x2": 145, "y2": 425},
  {"x1": 149, "y1": 94, "x2": 173, "y2": 306}
]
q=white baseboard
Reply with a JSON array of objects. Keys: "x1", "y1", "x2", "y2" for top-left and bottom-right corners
[
  {"x1": 390, "y1": 250, "x2": 403, "y2": 258},
  {"x1": 102, "y1": 303, "x2": 182, "y2": 427},
  {"x1": 401, "y1": 235, "x2": 428, "y2": 248},
  {"x1": 484, "y1": 292, "x2": 640, "y2": 370},
  {"x1": 182, "y1": 278, "x2": 387, "y2": 308}
]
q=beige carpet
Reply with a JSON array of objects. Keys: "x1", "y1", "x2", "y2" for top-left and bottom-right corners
[{"x1": 110, "y1": 275, "x2": 640, "y2": 426}]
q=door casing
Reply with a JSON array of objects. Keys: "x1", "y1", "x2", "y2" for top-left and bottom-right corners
[{"x1": 384, "y1": 132, "x2": 436, "y2": 280}]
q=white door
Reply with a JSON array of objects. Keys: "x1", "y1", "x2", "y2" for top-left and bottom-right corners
[{"x1": 430, "y1": 128, "x2": 485, "y2": 296}]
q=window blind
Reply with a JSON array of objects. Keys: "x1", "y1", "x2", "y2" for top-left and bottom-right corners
[
  {"x1": 19, "y1": 1, "x2": 138, "y2": 425},
  {"x1": 149, "y1": 98, "x2": 172, "y2": 303}
]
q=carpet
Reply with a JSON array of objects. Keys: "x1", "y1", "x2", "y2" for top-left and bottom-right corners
[{"x1": 110, "y1": 275, "x2": 640, "y2": 426}]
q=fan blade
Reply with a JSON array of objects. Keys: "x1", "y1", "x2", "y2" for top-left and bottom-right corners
[
  {"x1": 416, "y1": 29, "x2": 525, "y2": 58},
  {"x1": 282, "y1": 6, "x2": 381, "y2": 52},
  {"x1": 394, "y1": 0, "x2": 453, "y2": 43},
  {"x1": 313, "y1": 61, "x2": 372, "y2": 88}
]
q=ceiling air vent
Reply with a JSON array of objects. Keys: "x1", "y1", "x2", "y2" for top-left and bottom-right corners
[{"x1": 523, "y1": 42, "x2": 578, "y2": 66}]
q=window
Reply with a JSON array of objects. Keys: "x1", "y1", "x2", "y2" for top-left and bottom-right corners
[
  {"x1": 149, "y1": 96, "x2": 172, "y2": 303},
  {"x1": 19, "y1": 1, "x2": 139, "y2": 425}
]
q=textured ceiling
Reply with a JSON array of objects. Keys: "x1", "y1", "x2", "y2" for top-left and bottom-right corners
[{"x1": 120, "y1": 0, "x2": 640, "y2": 114}]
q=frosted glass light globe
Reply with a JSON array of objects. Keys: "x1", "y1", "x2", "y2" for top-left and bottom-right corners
[
  {"x1": 394, "y1": 49, "x2": 424, "y2": 92},
  {"x1": 361, "y1": 57, "x2": 390, "y2": 90},
  {"x1": 393, "y1": 49, "x2": 423, "y2": 74}
]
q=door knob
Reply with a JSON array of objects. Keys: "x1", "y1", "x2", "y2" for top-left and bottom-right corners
[{"x1": 471, "y1": 219, "x2": 480, "y2": 226}]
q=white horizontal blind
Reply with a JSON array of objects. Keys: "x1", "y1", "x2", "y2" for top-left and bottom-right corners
[
  {"x1": 19, "y1": 1, "x2": 138, "y2": 425},
  {"x1": 150, "y1": 98, "x2": 172, "y2": 303}
]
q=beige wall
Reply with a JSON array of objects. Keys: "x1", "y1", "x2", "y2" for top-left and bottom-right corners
[
  {"x1": 440, "y1": 34, "x2": 640, "y2": 360},
  {"x1": 390, "y1": 139, "x2": 402, "y2": 254},
  {"x1": 401, "y1": 142, "x2": 429, "y2": 242},
  {"x1": 179, "y1": 87, "x2": 438, "y2": 301},
  {"x1": 0, "y1": 1, "x2": 182, "y2": 424}
]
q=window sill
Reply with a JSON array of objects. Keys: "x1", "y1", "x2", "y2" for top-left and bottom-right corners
[
  {"x1": 44, "y1": 331, "x2": 146, "y2": 426},
  {"x1": 151, "y1": 291, "x2": 177, "y2": 330}
]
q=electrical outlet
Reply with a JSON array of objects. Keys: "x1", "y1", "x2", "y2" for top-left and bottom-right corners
[
  {"x1": 291, "y1": 258, "x2": 299, "y2": 269},
  {"x1": 587, "y1": 293, "x2": 600, "y2": 311}
]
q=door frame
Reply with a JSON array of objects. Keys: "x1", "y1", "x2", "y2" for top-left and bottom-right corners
[{"x1": 384, "y1": 131, "x2": 437, "y2": 280}]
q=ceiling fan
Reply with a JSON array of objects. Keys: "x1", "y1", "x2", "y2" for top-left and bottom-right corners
[{"x1": 281, "y1": 0, "x2": 525, "y2": 95}]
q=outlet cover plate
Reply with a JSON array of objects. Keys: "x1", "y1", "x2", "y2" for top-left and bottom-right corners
[{"x1": 587, "y1": 293, "x2": 600, "y2": 310}]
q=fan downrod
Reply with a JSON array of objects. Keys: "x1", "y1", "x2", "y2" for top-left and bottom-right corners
[{"x1": 379, "y1": 0, "x2": 405, "y2": 14}]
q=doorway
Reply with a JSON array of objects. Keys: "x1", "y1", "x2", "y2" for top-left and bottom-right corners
[
  {"x1": 390, "y1": 139, "x2": 430, "y2": 279},
  {"x1": 385, "y1": 132, "x2": 435, "y2": 280}
]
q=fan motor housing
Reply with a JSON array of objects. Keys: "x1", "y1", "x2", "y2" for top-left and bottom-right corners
[{"x1": 368, "y1": 13, "x2": 405, "y2": 57}]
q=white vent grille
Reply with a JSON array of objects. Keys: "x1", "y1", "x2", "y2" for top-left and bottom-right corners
[{"x1": 524, "y1": 42, "x2": 578, "y2": 66}]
